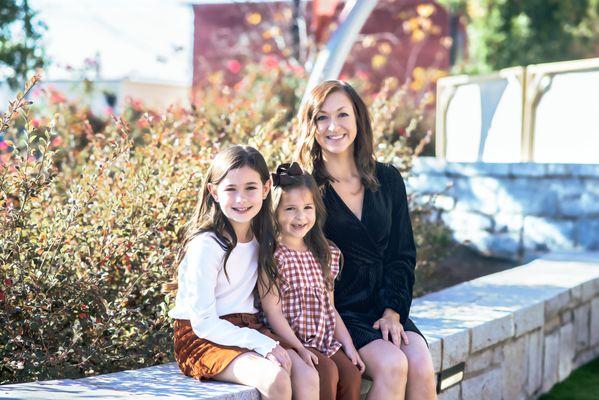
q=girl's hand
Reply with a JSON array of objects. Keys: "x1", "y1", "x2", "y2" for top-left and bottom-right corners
[
  {"x1": 373, "y1": 309, "x2": 409, "y2": 348},
  {"x1": 266, "y1": 344, "x2": 292, "y2": 373},
  {"x1": 343, "y1": 344, "x2": 366, "y2": 374},
  {"x1": 297, "y1": 346, "x2": 319, "y2": 369}
]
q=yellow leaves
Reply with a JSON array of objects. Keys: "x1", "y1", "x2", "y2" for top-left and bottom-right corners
[
  {"x1": 402, "y1": 5, "x2": 441, "y2": 43},
  {"x1": 412, "y1": 29, "x2": 426, "y2": 42},
  {"x1": 420, "y1": 17, "x2": 432, "y2": 31},
  {"x1": 416, "y1": 4, "x2": 435, "y2": 18},
  {"x1": 378, "y1": 42, "x2": 392, "y2": 55},
  {"x1": 262, "y1": 26, "x2": 281, "y2": 40},
  {"x1": 410, "y1": 67, "x2": 448, "y2": 91},
  {"x1": 362, "y1": 35, "x2": 376, "y2": 48},
  {"x1": 395, "y1": 11, "x2": 410, "y2": 20},
  {"x1": 282, "y1": 9, "x2": 292, "y2": 21},
  {"x1": 371, "y1": 54, "x2": 388, "y2": 70},
  {"x1": 441, "y1": 36, "x2": 453, "y2": 49},
  {"x1": 467, "y1": 0, "x2": 485, "y2": 19},
  {"x1": 246, "y1": 12, "x2": 262, "y2": 25},
  {"x1": 411, "y1": 67, "x2": 428, "y2": 90},
  {"x1": 403, "y1": 17, "x2": 420, "y2": 32}
]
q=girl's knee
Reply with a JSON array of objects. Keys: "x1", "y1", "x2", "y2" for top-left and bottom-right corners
[
  {"x1": 263, "y1": 365, "x2": 292, "y2": 399},
  {"x1": 318, "y1": 356, "x2": 340, "y2": 384},
  {"x1": 301, "y1": 365, "x2": 320, "y2": 389}
]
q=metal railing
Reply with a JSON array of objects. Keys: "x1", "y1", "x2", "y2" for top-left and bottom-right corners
[{"x1": 436, "y1": 57, "x2": 599, "y2": 163}]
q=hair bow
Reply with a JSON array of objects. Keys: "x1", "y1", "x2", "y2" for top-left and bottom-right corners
[{"x1": 271, "y1": 162, "x2": 303, "y2": 186}]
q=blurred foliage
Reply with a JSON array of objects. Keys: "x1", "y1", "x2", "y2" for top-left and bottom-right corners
[
  {"x1": 440, "y1": 0, "x2": 599, "y2": 72},
  {"x1": 0, "y1": 64, "x2": 451, "y2": 384},
  {"x1": 0, "y1": 0, "x2": 47, "y2": 89}
]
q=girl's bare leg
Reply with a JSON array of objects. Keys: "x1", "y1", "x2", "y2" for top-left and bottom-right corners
[
  {"x1": 212, "y1": 351, "x2": 292, "y2": 400},
  {"x1": 287, "y1": 349, "x2": 319, "y2": 400}
]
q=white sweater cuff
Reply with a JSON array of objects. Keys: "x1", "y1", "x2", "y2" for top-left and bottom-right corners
[{"x1": 254, "y1": 337, "x2": 279, "y2": 357}]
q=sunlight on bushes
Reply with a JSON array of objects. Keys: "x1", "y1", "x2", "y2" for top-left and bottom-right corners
[{"x1": 0, "y1": 64, "x2": 450, "y2": 383}]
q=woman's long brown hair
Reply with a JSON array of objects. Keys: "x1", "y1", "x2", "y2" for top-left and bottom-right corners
[
  {"x1": 271, "y1": 172, "x2": 336, "y2": 290},
  {"x1": 295, "y1": 80, "x2": 379, "y2": 191},
  {"x1": 163, "y1": 145, "x2": 278, "y2": 293}
]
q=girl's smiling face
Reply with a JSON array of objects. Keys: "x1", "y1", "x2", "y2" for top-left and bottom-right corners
[
  {"x1": 276, "y1": 186, "x2": 316, "y2": 247},
  {"x1": 208, "y1": 166, "x2": 270, "y2": 239},
  {"x1": 314, "y1": 90, "x2": 358, "y2": 158}
]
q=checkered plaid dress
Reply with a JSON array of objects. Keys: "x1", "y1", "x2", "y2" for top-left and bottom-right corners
[{"x1": 275, "y1": 243, "x2": 343, "y2": 357}]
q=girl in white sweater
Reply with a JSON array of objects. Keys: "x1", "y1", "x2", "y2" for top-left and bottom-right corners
[{"x1": 166, "y1": 145, "x2": 318, "y2": 399}]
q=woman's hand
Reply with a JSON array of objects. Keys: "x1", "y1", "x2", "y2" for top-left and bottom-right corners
[
  {"x1": 297, "y1": 346, "x2": 319, "y2": 369},
  {"x1": 373, "y1": 308, "x2": 409, "y2": 348},
  {"x1": 342, "y1": 343, "x2": 366, "y2": 374},
  {"x1": 266, "y1": 344, "x2": 292, "y2": 373}
]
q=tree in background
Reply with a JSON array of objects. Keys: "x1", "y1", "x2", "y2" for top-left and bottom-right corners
[
  {"x1": 0, "y1": 0, "x2": 46, "y2": 89},
  {"x1": 441, "y1": 0, "x2": 599, "y2": 72}
]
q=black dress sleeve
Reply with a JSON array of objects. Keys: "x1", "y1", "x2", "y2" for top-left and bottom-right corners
[{"x1": 381, "y1": 164, "x2": 417, "y2": 324}]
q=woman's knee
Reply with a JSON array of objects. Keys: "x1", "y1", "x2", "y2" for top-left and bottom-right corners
[
  {"x1": 364, "y1": 344, "x2": 408, "y2": 381},
  {"x1": 386, "y1": 348, "x2": 408, "y2": 379},
  {"x1": 403, "y1": 335, "x2": 435, "y2": 382},
  {"x1": 407, "y1": 351, "x2": 435, "y2": 382}
]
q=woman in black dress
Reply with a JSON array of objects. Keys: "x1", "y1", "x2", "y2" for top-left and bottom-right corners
[{"x1": 296, "y1": 80, "x2": 436, "y2": 400}]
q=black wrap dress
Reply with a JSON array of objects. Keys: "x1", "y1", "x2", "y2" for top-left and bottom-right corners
[{"x1": 323, "y1": 162, "x2": 424, "y2": 349}]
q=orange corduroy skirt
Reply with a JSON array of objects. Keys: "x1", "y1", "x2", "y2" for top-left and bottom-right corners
[{"x1": 173, "y1": 313, "x2": 289, "y2": 380}]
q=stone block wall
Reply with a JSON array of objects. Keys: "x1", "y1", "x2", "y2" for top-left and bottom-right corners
[
  {"x1": 4, "y1": 253, "x2": 598, "y2": 399},
  {"x1": 407, "y1": 158, "x2": 599, "y2": 261},
  {"x1": 411, "y1": 252, "x2": 599, "y2": 400}
]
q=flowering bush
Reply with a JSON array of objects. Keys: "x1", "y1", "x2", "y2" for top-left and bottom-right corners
[{"x1": 0, "y1": 67, "x2": 450, "y2": 384}]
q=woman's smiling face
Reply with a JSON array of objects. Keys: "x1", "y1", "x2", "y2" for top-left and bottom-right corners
[{"x1": 314, "y1": 90, "x2": 358, "y2": 158}]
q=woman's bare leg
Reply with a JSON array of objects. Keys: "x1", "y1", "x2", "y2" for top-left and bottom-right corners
[
  {"x1": 359, "y1": 339, "x2": 408, "y2": 400},
  {"x1": 402, "y1": 332, "x2": 437, "y2": 400}
]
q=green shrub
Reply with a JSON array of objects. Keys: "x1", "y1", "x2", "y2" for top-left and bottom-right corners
[{"x1": 0, "y1": 66, "x2": 450, "y2": 384}]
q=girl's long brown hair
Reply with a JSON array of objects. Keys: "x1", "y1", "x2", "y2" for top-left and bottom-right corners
[
  {"x1": 163, "y1": 145, "x2": 278, "y2": 293},
  {"x1": 295, "y1": 80, "x2": 379, "y2": 191},
  {"x1": 271, "y1": 171, "x2": 336, "y2": 290}
]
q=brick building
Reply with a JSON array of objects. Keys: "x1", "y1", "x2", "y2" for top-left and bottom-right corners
[{"x1": 191, "y1": 0, "x2": 464, "y2": 97}]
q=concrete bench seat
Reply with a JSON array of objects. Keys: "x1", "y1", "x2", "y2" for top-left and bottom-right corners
[{"x1": 3, "y1": 251, "x2": 599, "y2": 399}]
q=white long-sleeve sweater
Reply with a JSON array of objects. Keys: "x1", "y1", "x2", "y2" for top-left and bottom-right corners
[{"x1": 168, "y1": 232, "x2": 277, "y2": 356}]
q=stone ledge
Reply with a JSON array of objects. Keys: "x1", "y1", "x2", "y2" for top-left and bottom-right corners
[
  {"x1": 413, "y1": 157, "x2": 599, "y2": 179},
  {"x1": 416, "y1": 251, "x2": 599, "y2": 400},
  {"x1": 3, "y1": 252, "x2": 599, "y2": 400},
  {"x1": 0, "y1": 363, "x2": 260, "y2": 399}
]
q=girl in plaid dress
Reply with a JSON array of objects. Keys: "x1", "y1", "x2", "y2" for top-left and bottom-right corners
[
  {"x1": 259, "y1": 162, "x2": 364, "y2": 400},
  {"x1": 165, "y1": 146, "x2": 320, "y2": 400}
]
